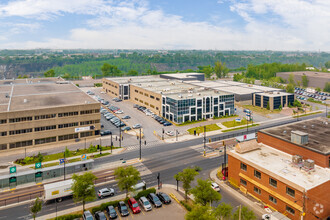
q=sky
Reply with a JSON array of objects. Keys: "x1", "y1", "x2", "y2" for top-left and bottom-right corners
[{"x1": 0, "y1": 0, "x2": 329, "y2": 51}]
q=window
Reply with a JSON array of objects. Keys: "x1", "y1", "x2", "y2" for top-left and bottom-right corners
[
  {"x1": 135, "y1": 90, "x2": 138, "y2": 93},
  {"x1": 0, "y1": 144, "x2": 7, "y2": 150},
  {"x1": 254, "y1": 186, "x2": 261, "y2": 194},
  {"x1": 1, "y1": 132, "x2": 7, "y2": 136},
  {"x1": 144, "y1": 102, "x2": 149, "y2": 106},
  {"x1": 80, "y1": 120, "x2": 93, "y2": 125},
  {"x1": 58, "y1": 133, "x2": 78, "y2": 141},
  {"x1": 240, "y1": 163, "x2": 247, "y2": 171},
  {"x1": 9, "y1": 117, "x2": 33, "y2": 123},
  {"x1": 286, "y1": 187, "x2": 295, "y2": 197},
  {"x1": 9, "y1": 128, "x2": 33, "y2": 135},
  {"x1": 34, "y1": 114, "x2": 56, "y2": 120},
  {"x1": 35, "y1": 137, "x2": 56, "y2": 145},
  {"x1": 156, "y1": 97, "x2": 160, "y2": 101},
  {"x1": 80, "y1": 110, "x2": 93, "y2": 115},
  {"x1": 156, "y1": 107, "x2": 159, "y2": 110},
  {"x1": 286, "y1": 206, "x2": 295, "y2": 215},
  {"x1": 269, "y1": 178, "x2": 277, "y2": 188},
  {"x1": 144, "y1": 93, "x2": 149, "y2": 97},
  {"x1": 254, "y1": 170, "x2": 261, "y2": 179},
  {"x1": 269, "y1": 195, "x2": 277, "y2": 204},
  {"x1": 58, "y1": 122, "x2": 78, "y2": 129},
  {"x1": 139, "y1": 91, "x2": 143, "y2": 95},
  {"x1": 58, "y1": 111, "x2": 78, "y2": 117},
  {"x1": 9, "y1": 140, "x2": 32, "y2": 148},
  {"x1": 135, "y1": 98, "x2": 138, "y2": 101},
  {"x1": 35, "y1": 125, "x2": 56, "y2": 132},
  {"x1": 0, "y1": 119, "x2": 7, "y2": 124},
  {"x1": 150, "y1": 95, "x2": 155, "y2": 99},
  {"x1": 150, "y1": 104, "x2": 155, "y2": 108},
  {"x1": 240, "y1": 179, "x2": 247, "y2": 186},
  {"x1": 80, "y1": 131, "x2": 94, "y2": 138}
]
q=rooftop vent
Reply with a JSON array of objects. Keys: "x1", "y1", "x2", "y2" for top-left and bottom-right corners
[
  {"x1": 283, "y1": 130, "x2": 287, "y2": 134},
  {"x1": 5, "y1": 93, "x2": 9, "y2": 98},
  {"x1": 292, "y1": 155, "x2": 303, "y2": 165},
  {"x1": 303, "y1": 159, "x2": 315, "y2": 171},
  {"x1": 291, "y1": 130, "x2": 308, "y2": 145},
  {"x1": 23, "y1": 99, "x2": 28, "y2": 103},
  {"x1": 311, "y1": 125, "x2": 314, "y2": 128}
]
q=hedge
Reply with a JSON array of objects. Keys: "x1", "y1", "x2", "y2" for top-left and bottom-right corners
[
  {"x1": 180, "y1": 201, "x2": 192, "y2": 211},
  {"x1": 134, "y1": 188, "x2": 156, "y2": 200},
  {"x1": 54, "y1": 214, "x2": 82, "y2": 220}
]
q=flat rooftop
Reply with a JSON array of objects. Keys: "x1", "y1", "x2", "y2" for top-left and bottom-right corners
[
  {"x1": 257, "y1": 91, "x2": 293, "y2": 97},
  {"x1": 105, "y1": 75, "x2": 162, "y2": 84},
  {"x1": 0, "y1": 77, "x2": 62, "y2": 85},
  {"x1": 160, "y1": 72, "x2": 204, "y2": 79},
  {"x1": 229, "y1": 143, "x2": 330, "y2": 190},
  {"x1": 260, "y1": 117, "x2": 330, "y2": 155},
  {"x1": 0, "y1": 82, "x2": 98, "y2": 113}
]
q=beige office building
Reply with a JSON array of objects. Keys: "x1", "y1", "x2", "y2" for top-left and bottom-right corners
[{"x1": 0, "y1": 80, "x2": 100, "y2": 151}]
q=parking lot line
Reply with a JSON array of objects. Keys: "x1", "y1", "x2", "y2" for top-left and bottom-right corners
[
  {"x1": 141, "y1": 210, "x2": 145, "y2": 215},
  {"x1": 129, "y1": 210, "x2": 135, "y2": 218},
  {"x1": 118, "y1": 215, "x2": 122, "y2": 220}
]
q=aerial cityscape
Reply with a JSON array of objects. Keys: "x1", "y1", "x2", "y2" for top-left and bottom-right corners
[{"x1": 0, "y1": 1, "x2": 329, "y2": 220}]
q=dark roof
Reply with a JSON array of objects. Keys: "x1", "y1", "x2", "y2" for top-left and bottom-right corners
[{"x1": 260, "y1": 117, "x2": 330, "y2": 155}]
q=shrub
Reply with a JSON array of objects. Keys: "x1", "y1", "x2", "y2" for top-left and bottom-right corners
[
  {"x1": 180, "y1": 200, "x2": 192, "y2": 211},
  {"x1": 94, "y1": 83, "x2": 103, "y2": 87},
  {"x1": 91, "y1": 200, "x2": 120, "y2": 214},
  {"x1": 88, "y1": 145, "x2": 97, "y2": 153},
  {"x1": 54, "y1": 214, "x2": 82, "y2": 220},
  {"x1": 134, "y1": 188, "x2": 156, "y2": 200}
]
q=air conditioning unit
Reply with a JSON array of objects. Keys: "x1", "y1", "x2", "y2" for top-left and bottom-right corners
[
  {"x1": 292, "y1": 155, "x2": 303, "y2": 164},
  {"x1": 303, "y1": 159, "x2": 315, "y2": 171}
]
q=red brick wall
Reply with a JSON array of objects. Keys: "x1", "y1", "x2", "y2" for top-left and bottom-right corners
[
  {"x1": 306, "y1": 181, "x2": 330, "y2": 220},
  {"x1": 228, "y1": 154, "x2": 304, "y2": 220},
  {"x1": 257, "y1": 132, "x2": 329, "y2": 168}
]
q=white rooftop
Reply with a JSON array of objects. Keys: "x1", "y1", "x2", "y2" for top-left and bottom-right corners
[{"x1": 229, "y1": 144, "x2": 330, "y2": 190}]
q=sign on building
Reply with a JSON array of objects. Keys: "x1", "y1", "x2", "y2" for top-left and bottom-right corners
[
  {"x1": 9, "y1": 166, "x2": 16, "y2": 174},
  {"x1": 75, "y1": 126, "x2": 91, "y2": 133},
  {"x1": 35, "y1": 162, "x2": 42, "y2": 169}
]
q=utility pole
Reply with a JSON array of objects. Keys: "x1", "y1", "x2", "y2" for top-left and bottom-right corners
[
  {"x1": 84, "y1": 138, "x2": 86, "y2": 150},
  {"x1": 176, "y1": 129, "x2": 178, "y2": 141},
  {"x1": 119, "y1": 126, "x2": 122, "y2": 148},
  {"x1": 63, "y1": 151, "x2": 66, "y2": 180},
  {"x1": 162, "y1": 128, "x2": 164, "y2": 140},
  {"x1": 223, "y1": 140, "x2": 227, "y2": 181},
  {"x1": 25, "y1": 148, "x2": 26, "y2": 158},
  {"x1": 203, "y1": 126, "x2": 206, "y2": 157},
  {"x1": 110, "y1": 133, "x2": 113, "y2": 154},
  {"x1": 139, "y1": 128, "x2": 142, "y2": 160},
  {"x1": 157, "y1": 173, "x2": 160, "y2": 189},
  {"x1": 239, "y1": 205, "x2": 241, "y2": 220}
]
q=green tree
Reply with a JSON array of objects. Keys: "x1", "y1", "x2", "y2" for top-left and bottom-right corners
[
  {"x1": 174, "y1": 167, "x2": 199, "y2": 201},
  {"x1": 72, "y1": 172, "x2": 97, "y2": 211},
  {"x1": 324, "y1": 82, "x2": 330, "y2": 93},
  {"x1": 288, "y1": 73, "x2": 296, "y2": 85},
  {"x1": 190, "y1": 179, "x2": 222, "y2": 206},
  {"x1": 114, "y1": 166, "x2": 141, "y2": 198},
  {"x1": 233, "y1": 206, "x2": 256, "y2": 220},
  {"x1": 30, "y1": 197, "x2": 42, "y2": 220},
  {"x1": 128, "y1": 69, "x2": 138, "y2": 76},
  {"x1": 214, "y1": 61, "x2": 229, "y2": 78},
  {"x1": 213, "y1": 203, "x2": 233, "y2": 220},
  {"x1": 233, "y1": 73, "x2": 244, "y2": 82},
  {"x1": 64, "y1": 147, "x2": 71, "y2": 158},
  {"x1": 315, "y1": 87, "x2": 322, "y2": 92},
  {"x1": 185, "y1": 204, "x2": 216, "y2": 220},
  {"x1": 62, "y1": 73, "x2": 71, "y2": 80},
  {"x1": 37, "y1": 152, "x2": 43, "y2": 163},
  {"x1": 325, "y1": 61, "x2": 330, "y2": 69},
  {"x1": 101, "y1": 63, "x2": 121, "y2": 76},
  {"x1": 202, "y1": 65, "x2": 213, "y2": 78},
  {"x1": 44, "y1": 69, "x2": 55, "y2": 77},
  {"x1": 266, "y1": 101, "x2": 270, "y2": 110},
  {"x1": 286, "y1": 83, "x2": 295, "y2": 93},
  {"x1": 302, "y1": 75, "x2": 309, "y2": 87}
]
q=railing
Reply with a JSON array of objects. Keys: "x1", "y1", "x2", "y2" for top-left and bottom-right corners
[{"x1": 0, "y1": 190, "x2": 43, "y2": 207}]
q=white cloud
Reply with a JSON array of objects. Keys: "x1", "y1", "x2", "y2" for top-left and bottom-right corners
[{"x1": 0, "y1": 0, "x2": 330, "y2": 50}]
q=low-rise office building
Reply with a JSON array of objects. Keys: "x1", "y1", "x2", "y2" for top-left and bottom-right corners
[
  {"x1": 0, "y1": 81, "x2": 100, "y2": 151},
  {"x1": 159, "y1": 72, "x2": 205, "y2": 81},
  {"x1": 228, "y1": 140, "x2": 330, "y2": 220},
  {"x1": 253, "y1": 92, "x2": 294, "y2": 110}
]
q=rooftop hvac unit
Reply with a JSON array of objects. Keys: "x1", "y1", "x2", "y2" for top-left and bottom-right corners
[
  {"x1": 188, "y1": 94, "x2": 193, "y2": 97},
  {"x1": 23, "y1": 99, "x2": 28, "y2": 103},
  {"x1": 292, "y1": 155, "x2": 303, "y2": 164},
  {"x1": 291, "y1": 130, "x2": 308, "y2": 145},
  {"x1": 303, "y1": 159, "x2": 315, "y2": 171},
  {"x1": 198, "y1": 93, "x2": 201, "y2": 96}
]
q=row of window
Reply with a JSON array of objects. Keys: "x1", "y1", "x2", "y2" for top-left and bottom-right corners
[
  {"x1": 35, "y1": 137, "x2": 56, "y2": 145},
  {"x1": 104, "y1": 81, "x2": 117, "y2": 88},
  {"x1": 9, "y1": 128, "x2": 33, "y2": 135},
  {"x1": 240, "y1": 178, "x2": 295, "y2": 216},
  {"x1": 134, "y1": 98, "x2": 159, "y2": 110},
  {"x1": 35, "y1": 125, "x2": 56, "y2": 132},
  {"x1": 241, "y1": 162, "x2": 296, "y2": 197}
]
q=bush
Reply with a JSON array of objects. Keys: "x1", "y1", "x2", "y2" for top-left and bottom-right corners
[
  {"x1": 88, "y1": 145, "x2": 97, "y2": 153},
  {"x1": 94, "y1": 83, "x2": 103, "y2": 87},
  {"x1": 54, "y1": 214, "x2": 82, "y2": 220},
  {"x1": 180, "y1": 200, "x2": 192, "y2": 211},
  {"x1": 134, "y1": 188, "x2": 156, "y2": 200},
  {"x1": 91, "y1": 200, "x2": 120, "y2": 214}
]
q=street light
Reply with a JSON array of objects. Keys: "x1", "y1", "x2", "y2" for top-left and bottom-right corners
[
  {"x1": 223, "y1": 140, "x2": 227, "y2": 181},
  {"x1": 139, "y1": 128, "x2": 142, "y2": 160},
  {"x1": 203, "y1": 126, "x2": 206, "y2": 157},
  {"x1": 110, "y1": 132, "x2": 113, "y2": 154},
  {"x1": 63, "y1": 151, "x2": 66, "y2": 180}
]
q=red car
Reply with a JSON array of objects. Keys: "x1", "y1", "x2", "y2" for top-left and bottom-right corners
[{"x1": 128, "y1": 198, "x2": 141, "y2": 214}]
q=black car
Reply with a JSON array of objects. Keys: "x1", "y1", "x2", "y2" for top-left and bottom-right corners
[
  {"x1": 118, "y1": 201, "x2": 130, "y2": 216},
  {"x1": 94, "y1": 211, "x2": 107, "y2": 220},
  {"x1": 156, "y1": 192, "x2": 171, "y2": 204},
  {"x1": 106, "y1": 205, "x2": 118, "y2": 219},
  {"x1": 147, "y1": 193, "x2": 162, "y2": 208},
  {"x1": 100, "y1": 130, "x2": 112, "y2": 136}
]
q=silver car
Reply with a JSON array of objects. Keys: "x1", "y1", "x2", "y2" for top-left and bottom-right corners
[
  {"x1": 97, "y1": 188, "x2": 115, "y2": 198},
  {"x1": 139, "y1": 196, "x2": 152, "y2": 211}
]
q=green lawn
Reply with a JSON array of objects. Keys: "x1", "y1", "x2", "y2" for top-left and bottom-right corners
[
  {"x1": 187, "y1": 124, "x2": 221, "y2": 135},
  {"x1": 242, "y1": 105, "x2": 281, "y2": 115},
  {"x1": 222, "y1": 118, "x2": 248, "y2": 128},
  {"x1": 222, "y1": 124, "x2": 259, "y2": 132},
  {"x1": 293, "y1": 111, "x2": 323, "y2": 118}
]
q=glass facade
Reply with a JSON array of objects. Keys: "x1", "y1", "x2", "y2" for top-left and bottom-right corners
[
  {"x1": 163, "y1": 94, "x2": 234, "y2": 123},
  {"x1": 255, "y1": 94, "x2": 261, "y2": 107},
  {"x1": 273, "y1": 96, "x2": 281, "y2": 109}
]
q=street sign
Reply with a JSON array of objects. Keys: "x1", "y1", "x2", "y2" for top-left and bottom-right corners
[
  {"x1": 59, "y1": 158, "x2": 65, "y2": 164},
  {"x1": 9, "y1": 166, "x2": 16, "y2": 174},
  {"x1": 35, "y1": 162, "x2": 42, "y2": 169},
  {"x1": 81, "y1": 154, "x2": 87, "y2": 160}
]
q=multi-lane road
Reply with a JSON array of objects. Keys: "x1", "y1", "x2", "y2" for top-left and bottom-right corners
[{"x1": 0, "y1": 112, "x2": 325, "y2": 219}]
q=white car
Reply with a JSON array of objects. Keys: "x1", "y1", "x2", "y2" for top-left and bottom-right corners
[
  {"x1": 166, "y1": 131, "x2": 175, "y2": 136},
  {"x1": 116, "y1": 110, "x2": 124, "y2": 114},
  {"x1": 97, "y1": 188, "x2": 115, "y2": 198},
  {"x1": 211, "y1": 182, "x2": 220, "y2": 192}
]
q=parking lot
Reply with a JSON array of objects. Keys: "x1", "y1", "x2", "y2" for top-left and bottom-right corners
[{"x1": 295, "y1": 87, "x2": 328, "y2": 102}]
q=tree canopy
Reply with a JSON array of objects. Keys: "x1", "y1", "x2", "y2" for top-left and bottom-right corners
[
  {"x1": 101, "y1": 63, "x2": 121, "y2": 76},
  {"x1": 233, "y1": 206, "x2": 256, "y2": 220},
  {"x1": 72, "y1": 172, "x2": 97, "y2": 211},
  {"x1": 174, "y1": 167, "x2": 199, "y2": 201},
  {"x1": 114, "y1": 166, "x2": 141, "y2": 198},
  {"x1": 44, "y1": 69, "x2": 55, "y2": 77},
  {"x1": 185, "y1": 204, "x2": 216, "y2": 220},
  {"x1": 190, "y1": 179, "x2": 222, "y2": 206},
  {"x1": 30, "y1": 197, "x2": 42, "y2": 220},
  {"x1": 214, "y1": 61, "x2": 229, "y2": 78}
]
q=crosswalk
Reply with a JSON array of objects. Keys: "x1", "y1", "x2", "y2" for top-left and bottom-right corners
[
  {"x1": 190, "y1": 145, "x2": 220, "y2": 158},
  {"x1": 123, "y1": 140, "x2": 164, "y2": 151}
]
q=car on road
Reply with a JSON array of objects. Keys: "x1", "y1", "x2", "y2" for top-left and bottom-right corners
[
  {"x1": 106, "y1": 205, "x2": 118, "y2": 219},
  {"x1": 122, "y1": 115, "x2": 131, "y2": 119},
  {"x1": 100, "y1": 130, "x2": 112, "y2": 136},
  {"x1": 139, "y1": 196, "x2": 152, "y2": 211},
  {"x1": 118, "y1": 201, "x2": 130, "y2": 217},
  {"x1": 132, "y1": 124, "x2": 142, "y2": 129},
  {"x1": 156, "y1": 192, "x2": 171, "y2": 204},
  {"x1": 83, "y1": 210, "x2": 94, "y2": 220},
  {"x1": 97, "y1": 188, "x2": 115, "y2": 198},
  {"x1": 121, "y1": 126, "x2": 131, "y2": 131},
  {"x1": 128, "y1": 198, "x2": 141, "y2": 214},
  {"x1": 211, "y1": 182, "x2": 220, "y2": 192},
  {"x1": 166, "y1": 131, "x2": 175, "y2": 136},
  {"x1": 147, "y1": 193, "x2": 162, "y2": 208},
  {"x1": 163, "y1": 122, "x2": 172, "y2": 126},
  {"x1": 94, "y1": 211, "x2": 107, "y2": 220}
]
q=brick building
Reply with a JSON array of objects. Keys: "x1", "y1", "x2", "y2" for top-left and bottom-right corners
[
  {"x1": 257, "y1": 117, "x2": 330, "y2": 168},
  {"x1": 228, "y1": 141, "x2": 330, "y2": 220}
]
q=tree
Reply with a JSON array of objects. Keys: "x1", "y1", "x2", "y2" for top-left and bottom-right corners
[
  {"x1": 266, "y1": 101, "x2": 270, "y2": 110},
  {"x1": 302, "y1": 75, "x2": 309, "y2": 87},
  {"x1": 114, "y1": 166, "x2": 141, "y2": 198},
  {"x1": 185, "y1": 204, "x2": 216, "y2": 220},
  {"x1": 174, "y1": 167, "x2": 199, "y2": 201},
  {"x1": 64, "y1": 147, "x2": 71, "y2": 158},
  {"x1": 233, "y1": 206, "x2": 256, "y2": 220},
  {"x1": 278, "y1": 104, "x2": 282, "y2": 110},
  {"x1": 324, "y1": 82, "x2": 330, "y2": 93},
  {"x1": 127, "y1": 69, "x2": 138, "y2": 76},
  {"x1": 202, "y1": 65, "x2": 213, "y2": 78},
  {"x1": 315, "y1": 87, "x2": 322, "y2": 92},
  {"x1": 37, "y1": 152, "x2": 43, "y2": 163},
  {"x1": 30, "y1": 197, "x2": 42, "y2": 220},
  {"x1": 213, "y1": 203, "x2": 233, "y2": 220},
  {"x1": 286, "y1": 83, "x2": 295, "y2": 93},
  {"x1": 101, "y1": 63, "x2": 121, "y2": 76},
  {"x1": 325, "y1": 61, "x2": 330, "y2": 69},
  {"x1": 62, "y1": 73, "x2": 71, "y2": 80},
  {"x1": 72, "y1": 172, "x2": 97, "y2": 211},
  {"x1": 44, "y1": 69, "x2": 55, "y2": 77},
  {"x1": 214, "y1": 61, "x2": 229, "y2": 78},
  {"x1": 190, "y1": 179, "x2": 222, "y2": 206},
  {"x1": 288, "y1": 73, "x2": 296, "y2": 85}
]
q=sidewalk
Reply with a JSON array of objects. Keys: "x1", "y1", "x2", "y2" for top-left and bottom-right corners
[{"x1": 209, "y1": 168, "x2": 266, "y2": 217}]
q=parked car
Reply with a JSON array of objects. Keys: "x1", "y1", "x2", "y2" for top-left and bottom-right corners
[
  {"x1": 133, "y1": 104, "x2": 140, "y2": 108},
  {"x1": 132, "y1": 124, "x2": 142, "y2": 129},
  {"x1": 97, "y1": 188, "x2": 115, "y2": 198},
  {"x1": 100, "y1": 130, "x2": 112, "y2": 136},
  {"x1": 147, "y1": 193, "x2": 162, "y2": 208},
  {"x1": 106, "y1": 205, "x2": 118, "y2": 219},
  {"x1": 122, "y1": 115, "x2": 131, "y2": 119},
  {"x1": 83, "y1": 210, "x2": 94, "y2": 220},
  {"x1": 156, "y1": 192, "x2": 171, "y2": 204},
  {"x1": 211, "y1": 182, "x2": 220, "y2": 192},
  {"x1": 128, "y1": 198, "x2": 141, "y2": 214},
  {"x1": 116, "y1": 110, "x2": 124, "y2": 114},
  {"x1": 118, "y1": 201, "x2": 130, "y2": 216},
  {"x1": 166, "y1": 131, "x2": 175, "y2": 136},
  {"x1": 139, "y1": 196, "x2": 152, "y2": 211},
  {"x1": 121, "y1": 126, "x2": 131, "y2": 131},
  {"x1": 163, "y1": 122, "x2": 172, "y2": 126},
  {"x1": 94, "y1": 211, "x2": 107, "y2": 220}
]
